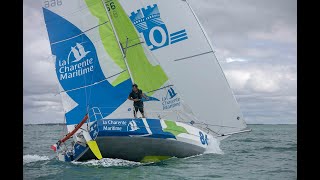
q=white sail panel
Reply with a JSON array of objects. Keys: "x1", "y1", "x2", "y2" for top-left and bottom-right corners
[{"x1": 118, "y1": 0, "x2": 247, "y2": 134}]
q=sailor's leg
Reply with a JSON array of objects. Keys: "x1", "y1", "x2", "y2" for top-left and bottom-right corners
[
  {"x1": 133, "y1": 107, "x2": 138, "y2": 118},
  {"x1": 139, "y1": 107, "x2": 145, "y2": 118}
]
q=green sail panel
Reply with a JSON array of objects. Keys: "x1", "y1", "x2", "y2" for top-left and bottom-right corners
[
  {"x1": 86, "y1": 0, "x2": 168, "y2": 94},
  {"x1": 85, "y1": 0, "x2": 130, "y2": 86}
]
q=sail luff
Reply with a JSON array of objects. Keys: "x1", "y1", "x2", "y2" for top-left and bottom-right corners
[
  {"x1": 100, "y1": 0, "x2": 134, "y2": 84},
  {"x1": 184, "y1": 0, "x2": 246, "y2": 128},
  {"x1": 185, "y1": 0, "x2": 241, "y2": 107}
]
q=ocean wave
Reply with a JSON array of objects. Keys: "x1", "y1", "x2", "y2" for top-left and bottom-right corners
[
  {"x1": 259, "y1": 146, "x2": 296, "y2": 152},
  {"x1": 72, "y1": 158, "x2": 143, "y2": 167},
  {"x1": 23, "y1": 154, "x2": 50, "y2": 164}
]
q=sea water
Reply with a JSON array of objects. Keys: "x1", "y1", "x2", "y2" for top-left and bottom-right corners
[{"x1": 23, "y1": 124, "x2": 296, "y2": 179}]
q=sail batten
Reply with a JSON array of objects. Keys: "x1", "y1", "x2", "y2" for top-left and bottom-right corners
[
  {"x1": 50, "y1": 21, "x2": 109, "y2": 45},
  {"x1": 58, "y1": 70, "x2": 127, "y2": 94},
  {"x1": 173, "y1": 51, "x2": 214, "y2": 62}
]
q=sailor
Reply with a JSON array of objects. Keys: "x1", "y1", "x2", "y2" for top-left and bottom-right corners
[{"x1": 128, "y1": 84, "x2": 149, "y2": 118}]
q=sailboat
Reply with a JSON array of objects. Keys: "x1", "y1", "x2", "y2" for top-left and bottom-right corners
[{"x1": 42, "y1": 0, "x2": 251, "y2": 162}]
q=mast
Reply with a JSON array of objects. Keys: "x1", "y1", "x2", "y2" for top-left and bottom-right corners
[{"x1": 101, "y1": 0, "x2": 135, "y2": 84}]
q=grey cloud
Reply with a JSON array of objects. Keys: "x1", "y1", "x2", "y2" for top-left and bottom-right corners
[
  {"x1": 188, "y1": 0, "x2": 296, "y2": 125},
  {"x1": 188, "y1": 0, "x2": 296, "y2": 65}
]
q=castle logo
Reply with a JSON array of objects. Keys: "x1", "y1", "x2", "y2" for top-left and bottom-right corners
[{"x1": 129, "y1": 4, "x2": 188, "y2": 51}]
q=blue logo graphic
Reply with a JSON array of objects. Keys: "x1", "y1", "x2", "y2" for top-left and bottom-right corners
[
  {"x1": 162, "y1": 87, "x2": 180, "y2": 110},
  {"x1": 163, "y1": 87, "x2": 177, "y2": 101},
  {"x1": 130, "y1": 4, "x2": 188, "y2": 51},
  {"x1": 167, "y1": 87, "x2": 177, "y2": 99}
]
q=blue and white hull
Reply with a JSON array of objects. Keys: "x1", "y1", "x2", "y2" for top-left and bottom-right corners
[{"x1": 59, "y1": 118, "x2": 212, "y2": 162}]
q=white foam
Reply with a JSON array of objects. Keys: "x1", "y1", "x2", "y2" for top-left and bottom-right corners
[
  {"x1": 23, "y1": 154, "x2": 50, "y2": 164},
  {"x1": 204, "y1": 137, "x2": 224, "y2": 154},
  {"x1": 72, "y1": 158, "x2": 143, "y2": 167},
  {"x1": 183, "y1": 154, "x2": 203, "y2": 159}
]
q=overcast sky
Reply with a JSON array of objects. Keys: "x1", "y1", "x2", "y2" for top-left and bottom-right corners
[{"x1": 23, "y1": 0, "x2": 296, "y2": 124}]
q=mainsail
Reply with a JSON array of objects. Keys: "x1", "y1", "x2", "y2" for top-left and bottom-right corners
[{"x1": 42, "y1": 0, "x2": 247, "y2": 136}]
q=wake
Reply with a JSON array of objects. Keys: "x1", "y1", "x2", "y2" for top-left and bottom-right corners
[
  {"x1": 72, "y1": 158, "x2": 144, "y2": 167},
  {"x1": 23, "y1": 154, "x2": 50, "y2": 164}
]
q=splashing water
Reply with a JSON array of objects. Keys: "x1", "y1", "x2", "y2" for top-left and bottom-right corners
[
  {"x1": 23, "y1": 155, "x2": 50, "y2": 164},
  {"x1": 204, "y1": 137, "x2": 224, "y2": 154},
  {"x1": 72, "y1": 158, "x2": 144, "y2": 167}
]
